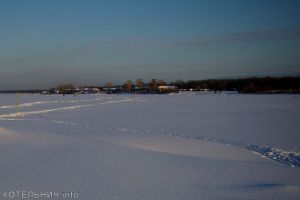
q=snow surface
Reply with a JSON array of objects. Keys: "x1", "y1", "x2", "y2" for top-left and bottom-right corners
[{"x1": 0, "y1": 93, "x2": 300, "y2": 199}]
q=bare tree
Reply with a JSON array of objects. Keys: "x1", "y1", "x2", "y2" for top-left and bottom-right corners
[
  {"x1": 156, "y1": 79, "x2": 166, "y2": 86},
  {"x1": 123, "y1": 80, "x2": 133, "y2": 92},
  {"x1": 57, "y1": 84, "x2": 75, "y2": 94},
  {"x1": 174, "y1": 79, "x2": 186, "y2": 89},
  {"x1": 135, "y1": 79, "x2": 144, "y2": 89},
  {"x1": 104, "y1": 82, "x2": 113, "y2": 88},
  {"x1": 149, "y1": 79, "x2": 157, "y2": 92}
]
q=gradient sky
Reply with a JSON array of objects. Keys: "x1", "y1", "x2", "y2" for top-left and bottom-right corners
[{"x1": 1, "y1": 0, "x2": 300, "y2": 89}]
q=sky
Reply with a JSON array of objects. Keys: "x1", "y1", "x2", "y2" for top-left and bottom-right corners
[{"x1": 0, "y1": 0, "x2": 300, "y2": 89}]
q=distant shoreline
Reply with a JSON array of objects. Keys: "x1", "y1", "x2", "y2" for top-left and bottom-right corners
[
  {"x1": 1, "y1": 76, "x2": 299, "y2": 94},
  {"x1": 1, "y1": 90, "x2": 300, "y2": 95}
]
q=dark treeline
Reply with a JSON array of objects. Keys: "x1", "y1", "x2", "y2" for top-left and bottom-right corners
[
  {"x1": 1, "y1": 76, "x2": 300, "y2": 94},
  {"x1": 182, "y1": 76, "x2": 300, "y2": 93},
  {"x1": 50, "y1": 76, "x2": 300, "y2": 94}
]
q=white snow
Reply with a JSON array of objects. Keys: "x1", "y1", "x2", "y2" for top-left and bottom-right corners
[{"x1": 0, "y1": 93, "x2": 299, "y2": 200}]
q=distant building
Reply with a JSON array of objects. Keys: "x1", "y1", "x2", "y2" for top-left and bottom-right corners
[
  {"x1": 81, "y1": 88, "x2": 100, "y2": 94},
  {"x1": 157, "y1": 86, "x2": 178, "y2": 93},
  {"x1": 102, "y1": 87, "x2": 121, "y2": 94}
]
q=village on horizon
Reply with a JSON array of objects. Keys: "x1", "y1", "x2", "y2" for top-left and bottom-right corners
[{"x1": 1, "y1": 76, "x2": 300, "y2": 95}]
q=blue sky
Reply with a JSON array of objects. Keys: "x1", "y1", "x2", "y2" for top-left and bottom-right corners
[{"x1": 0, "y1": 0, "x2": 300, "y2": 89}]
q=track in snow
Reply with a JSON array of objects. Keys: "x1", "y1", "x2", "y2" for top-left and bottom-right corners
[
  {"x1": 2, "y1": 115, "x2": 299, "y2": 168},
  {"x1": 0, "y1": 96, "x2": 299, "y2": 168}
]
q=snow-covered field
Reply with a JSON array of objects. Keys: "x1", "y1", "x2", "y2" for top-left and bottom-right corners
[{"x1": 0, "y1": 93, "x2": 299, "y2": 200}]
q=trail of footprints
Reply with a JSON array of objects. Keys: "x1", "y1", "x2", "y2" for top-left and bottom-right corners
[
  {"x1": 3, "y1": 116, "x2": 300, "y2": 168},
  {"x1": 41, "y1": 117, "x2": 300, "y2": 168}
]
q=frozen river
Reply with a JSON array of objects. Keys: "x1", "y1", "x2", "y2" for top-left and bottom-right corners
[{"x1": 0, "y1": 93, "x2": 299, "y2": 199}]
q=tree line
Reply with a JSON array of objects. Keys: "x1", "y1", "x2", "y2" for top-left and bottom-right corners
[
  {"x1": 182, "y1": 76, "x2": 300, "y2": 93},
  {"x1": 50, "y1": 76, "x2": 300, "y2": 94}
]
